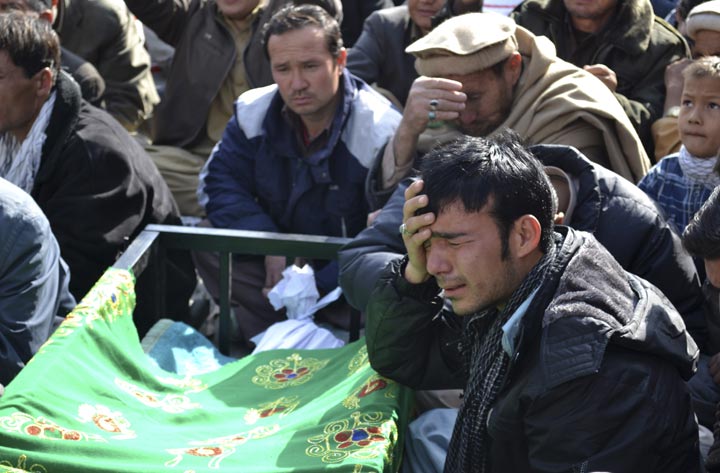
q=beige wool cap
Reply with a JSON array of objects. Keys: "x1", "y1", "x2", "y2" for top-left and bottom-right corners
[
  {"x1": 406, "y1": 12, "x2": 518, "y2": 77},
  {"x1": 687, "y1": 0, "x2": 720, "y2": 39}
]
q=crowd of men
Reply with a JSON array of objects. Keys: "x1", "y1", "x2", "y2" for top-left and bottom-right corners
[{"x1": 3, "y1": 0, "x2": 720, "y2": 471}]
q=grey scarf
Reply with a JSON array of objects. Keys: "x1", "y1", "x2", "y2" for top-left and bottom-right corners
[{"x1": 444, "y1": 240, "x2": 558, "y2": 473}]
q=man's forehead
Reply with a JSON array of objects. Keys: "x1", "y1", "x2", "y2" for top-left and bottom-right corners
[
  {"x1": 268, "y1": 26, "x2": 330, "y2": 59},
  {"x1": 444, "y1": 69, "x2": 498, "y2": 88}
]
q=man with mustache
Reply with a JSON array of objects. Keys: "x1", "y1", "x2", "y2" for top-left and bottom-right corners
[
  {"x1": 195, "y1": 4, "x2": 401, "y2": 348},
  {"x1": 372, "y1": 12, "x2": 649, "y2": 207}
]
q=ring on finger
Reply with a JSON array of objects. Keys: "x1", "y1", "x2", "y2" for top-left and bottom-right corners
[
  {"x1": 429, "y1": 99, "x2": 439, "y2": 111},
  {"x1": 428, "y1": 110, "x2": 437, "y2": 121},
  {"x1": 399, "y1": 223, "x2": 414, "y2": 237}
]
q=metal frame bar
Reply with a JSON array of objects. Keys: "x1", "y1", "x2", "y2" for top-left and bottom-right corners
[{"x1": 113, "y1": 224, "x2": 356, "y2": 354}]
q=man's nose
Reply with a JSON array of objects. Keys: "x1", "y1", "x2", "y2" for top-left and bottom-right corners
[
  {"x1": 458, "y1": 108, "x2": 476, "y2": 126},
  {"x1": 290, "y1": 70, "x2": 307, "y2": 90}
]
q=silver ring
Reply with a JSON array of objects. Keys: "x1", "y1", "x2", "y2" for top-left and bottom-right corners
[
  {"x1": 429, "y1": 99, "x2": 439, "y2": 111},
  {"x1": 399, "y1": 223, "x2": 413, "y2": 237},
  {"x1": 428, "y1": 110, "x2": 437, "y2": 121}
]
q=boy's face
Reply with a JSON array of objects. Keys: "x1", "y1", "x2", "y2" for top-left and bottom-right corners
[{"x1": 679, "y1": 75, "x2": 720, "y2": 158}]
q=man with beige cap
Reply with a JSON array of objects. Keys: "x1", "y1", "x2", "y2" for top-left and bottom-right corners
[{"x1": 376, "y1": 12, "x2": 649, "y2": 201}]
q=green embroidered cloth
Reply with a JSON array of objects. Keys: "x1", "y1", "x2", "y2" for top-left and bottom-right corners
[{"x1": 0, "y1": 269, "x2": 413, "y2": 472}]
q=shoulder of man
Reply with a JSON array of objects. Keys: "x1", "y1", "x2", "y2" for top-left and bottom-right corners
[
  {"x1": 342, "y1": 75, "x2": 402, "y2": 169},
  {"x1": 232, "y1": 84, "x2": 279, "y2": 140}
]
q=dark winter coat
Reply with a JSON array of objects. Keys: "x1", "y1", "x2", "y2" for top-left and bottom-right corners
[
  {"x1": 32, "y1": 72, "x2": 195, "y2": 335},
  {"x1": 366, "y1": 227, "x2": 701, "y2": 472}
]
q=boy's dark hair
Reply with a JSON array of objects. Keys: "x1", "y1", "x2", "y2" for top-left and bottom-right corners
[
  {"x1": 683, "y1": 186, "x2": 720, "y2": 259},
  {"x1": 0, "y1": 12, "x2": 59, "y2": 79},
  {"x1": 418, "y1": 130, "x2": 556, "y2": 258},
  {"x1": 262, "y1": 4, "x2": 343, "y2": 60}
]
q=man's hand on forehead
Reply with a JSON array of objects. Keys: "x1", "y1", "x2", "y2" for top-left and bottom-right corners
[{"x1": 401, "y1": 76, "x2": 467, "y2": 137}]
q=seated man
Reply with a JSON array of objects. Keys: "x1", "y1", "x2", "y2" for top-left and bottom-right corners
[
  {"x1": 124, "y1": 0, "x2": 342, "y2": 218},
  {"x1": 0, "y1": 13, "x2": 195, "y2": 336},
  {"x1": 347, "y1": 0, "x2": 445, "y2": 106},
  {"x1": 0, "y1": 177, "x2": 75, "y2": 389},
  {"x1": 196, "y1": 4, "x2": 401, "y2": 347},
  {"x1": 377, "y1": 13, "x2": 649, "y2": 203},
  {"x1": 510, "y1": 0, "x2": 689, "y2": 154},
  {"x1": 197, "y1": 5, "x2": 400, "y2": 341},
  {"x1": 0, "y1": 0, "x2": 105, "y2": 106},
  {"x1": 686, "y1": 187, "x2": 720, "y2": 471},
  {"x1": 54, "y1": 0, "x2": 159, "y2": 131},
  {"x1": 341, "y1": 143, "x2": 707, "y2": 347},
  {"x1": 363, "y1": 132, "x2": 700, "y2": 472}
]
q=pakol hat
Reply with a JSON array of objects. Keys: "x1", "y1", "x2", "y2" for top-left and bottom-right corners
[
  {"x1": 687, "y1": 0, "x2": 720, "y2": 39},
  {"x1": 406, "y1": 12, "x2": 518, "y2": 77}
]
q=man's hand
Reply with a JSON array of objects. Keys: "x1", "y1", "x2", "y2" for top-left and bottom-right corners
[
  {"x1": 709, "y1": 353, "x2": 720, "y2": 385},
  {"x1": 400, "y1": 76, "x2": 466, "y2": 138},
  {"x1": 401, "y1": 180, "x2": 436, "y2": 284},
  {"x1": 663, "y1": 58, "x2": 692, "y2": 113},
  {"x1": 263, "y1": 255, "x2": 287, "y2": 298},
  {"x1": 584, "y1": 64, "x2": 618, "y2": 92}
]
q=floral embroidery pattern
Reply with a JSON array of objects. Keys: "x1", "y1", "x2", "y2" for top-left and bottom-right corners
[
  {"x1": 342, "y1": 374, "x2": 396, "y2": 410},
  {"x1": 77, "y1": 404, "x2": 136, "y2": 440},
  {"x1": 244, "y1": 396, "x2": 300, "y2": 424},
  {"x1": 347, "y1": 345, "x2": 369, "y2": 375},
  {"x1": 0, "y1": 454, "x2": 48, "y2": 472},
  {"x1": 306, "y1": 412, "x2": 395, "y2": 464},
  {"x1": 0, "y1": 412, "x2": 105, "y2": 442},
  {"x1": 32, "y1": 270, "x2": 134, "y2": 358},
  {"x1": 252, "y1": 353, "x2": 329, "y2": 389},
  {"x1": 165, "y1": 424, "x2": 280, "y2": 469},
  {"x1": 115, "y1": 378, "x2": 200, "y2": 414},
  {"x1": 154, "y1": 375, "x2": 207, "y2": 394}
]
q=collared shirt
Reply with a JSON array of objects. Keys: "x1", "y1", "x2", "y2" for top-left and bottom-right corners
[
  {"x1": 501, "y1": 288, "x2": 540, "y2": 356},
  {"x1": 281, "y1": 106, "x2": 332, "y2": 157}
]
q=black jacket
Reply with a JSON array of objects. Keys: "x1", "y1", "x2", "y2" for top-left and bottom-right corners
[
  {"x1": 32, "y1": 72, "x2": 195, "y2": 335},
  {"x1": 340, "y1": 144, "x2": 707, "y2": 346},
  {"x1": 366, "y1": 227, "x2": 701, "y2": 472}
]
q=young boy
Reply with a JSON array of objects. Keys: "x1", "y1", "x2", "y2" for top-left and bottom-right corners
[{"x1": 639, "y1": 56, "x2": 720, "y2": 234}]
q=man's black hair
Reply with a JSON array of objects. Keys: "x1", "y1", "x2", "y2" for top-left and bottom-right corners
[
  {"x1": 262, "y1": 3, "x2": 343, "y2": 60},
  {"x1": 0, "y1": 12, "x2": 59, "y2": 79},
  {"x1": 418, "y1": 130, "x2": 556, "y2": 258},
  {"x1": 683, "y1": 186, "x2": 720, "y2": 259}
]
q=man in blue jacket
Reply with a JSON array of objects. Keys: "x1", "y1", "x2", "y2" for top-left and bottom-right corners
[{"x1": 196, "y1": 4, "x2": 401, "y2": 347}]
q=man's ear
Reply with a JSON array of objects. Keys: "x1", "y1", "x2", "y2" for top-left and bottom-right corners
[
  {"x1": 511, "y1": 214, "x2": 542, "y2": 258},
  {"x1": 36, "y1": 68, "x2": 54, "y2": 98},
  {"x1": 504, "y1": 52, "x2": 522, "y2": 87}
]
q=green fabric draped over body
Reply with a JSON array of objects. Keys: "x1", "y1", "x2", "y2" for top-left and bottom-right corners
[{"x1": 0, "y1": 268, "x2": 412, "y2": 472}]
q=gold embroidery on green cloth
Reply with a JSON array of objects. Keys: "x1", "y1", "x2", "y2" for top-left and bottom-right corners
[
  {"x1": 164, "y1": 424, "x2": 280, "y2": 469},
  {"x1": 0, "y1": 454, "x2": 47, "y2": 472},
  {"x1": 252, "y1": 353, "x2": 330, "y2": 389},
  {"x1": 115, "y1": 378, "x2": 201, "y2": 413},
  {"x1": 342, "y1": 374, "x2": 398, "y2": 410},
  {"x1": 347, "y1": 345, "x2": 370, "y2": 375},
  {"x1": 244, "y1": 396, "x2": 301, "y2": 424},
  {"x1": 154, "y1": 374, "x2": 208, "y2": 394},
  {"x1": 0, "y1": 412, "x2": 106, "y2": 442},
  {"x1": 77, "y1": 404, "x2": 136, "y2": 440},
  {"x1": 306, "y1": 411, "x2": 396, "y2": 464},
  {"x1": 31, "y1": 269, "x2": 135, "y2": 360}
]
